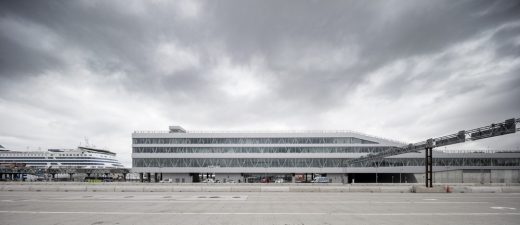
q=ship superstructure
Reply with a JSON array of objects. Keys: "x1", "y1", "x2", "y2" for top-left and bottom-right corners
[{"x1": 0, "y1": 145, "x2": 124, "y2": 169}]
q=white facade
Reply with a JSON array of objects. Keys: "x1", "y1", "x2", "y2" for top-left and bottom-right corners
[{"x1": 132, "y1": 126, "x2": 520, "y2": 183}]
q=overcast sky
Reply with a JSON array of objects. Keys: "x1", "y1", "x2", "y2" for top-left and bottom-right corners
[{"x1": 1, "y1": 0, "x2": 519, "y2": 166}]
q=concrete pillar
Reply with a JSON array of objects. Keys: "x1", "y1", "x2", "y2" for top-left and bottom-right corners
[
  {"x1": 291, "y1": 174, "x2": 295, "y2": 183},
  {"x1": 139, "y1": 173, "x2": 144, "y2": 182}
]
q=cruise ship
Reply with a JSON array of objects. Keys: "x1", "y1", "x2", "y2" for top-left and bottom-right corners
[{"x1": 0, "y1": 145, "x2": 124, "y2": 169}]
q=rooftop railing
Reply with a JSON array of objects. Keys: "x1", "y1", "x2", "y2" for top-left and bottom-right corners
[
  {"x1": 133, "y1": 129, "x2": 407, "y2": 145},
  {"x1": 437, "y1": 149, "x2": 520, "y2": 154}
]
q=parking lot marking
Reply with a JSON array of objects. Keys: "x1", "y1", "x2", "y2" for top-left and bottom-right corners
[{"x1": 1, "y1": 211, "x2": 519, "y2": 216}]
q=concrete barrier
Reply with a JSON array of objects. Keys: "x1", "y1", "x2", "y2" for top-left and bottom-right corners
[
  {"x1": 349, "y1": 186, "x2": 381, "y2": 192},
  {"x1": 261, "y1": 186, "x2": 290, "y2": 192},
  {"x1": 2, "y1": 182, "x2": 520, "y2": 193},
  {"x1": 467, "y1": 187, "x2": 502, "y2": 193},
  {"x1": 319, "y1": 186, "x2": 348, "y2": 192},
  {"x1": 2, "y1": 185, "x2": 32, "y2": 192},
  {"x1": 230, "y1": 186, "x2": 261, "y2": 192},
  {"x1": 28, "y1": 185, "x2": 60, "y2": 192},
  {"x1": 60, "y1": 185, "x2": 87, "y2": 192},
  {"x1": 501, "y1": 187, "x2": 520, "y2": 193},
  {"x1": 173, "y1": 186, "x2": 203, "y2": 192},
  {"x1": 86, "y1": 185, "x2": 116, "y2": 192},
  {"x1": 449, "y1": 186, "x2": 470, "y2": 193},
  {"x1": 412, "y1": 186, "x2": 446, "y2": 193},
  {"x1": 201, "y1": 186, "x2": 232, "y2": 192},
  {"x1": 289, "y1": 186, "x2": 320, "y2": 192},
  {"x1": 115, "y1": 185, "x2": 145, "y2": 192},
  {"x1": 379, "y1": 186, "x2": 410, "y2": 193},
  {"x1": 143, "y1": 186, "x2": 173, "y2": 192}
]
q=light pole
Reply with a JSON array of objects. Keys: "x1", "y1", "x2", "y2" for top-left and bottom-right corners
[
  {"x1": 375, "y1": 164, "x2": 378, "y2": 184},
  {"x1": 399, "y1": 162, "x2": 403, "y2": 183}
]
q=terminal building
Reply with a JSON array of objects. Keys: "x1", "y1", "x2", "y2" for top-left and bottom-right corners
[{"x1": 132, "y1": 126, "x2": 520, "y2": 183}]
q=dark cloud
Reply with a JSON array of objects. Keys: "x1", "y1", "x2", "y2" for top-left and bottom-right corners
[{"x1": 0, "y1": 0, "x2": 519, "y2": 166}]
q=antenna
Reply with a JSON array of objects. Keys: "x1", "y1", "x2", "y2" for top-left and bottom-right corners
[{"x1": 84, "y1": 137, "x2": 90, "y2": 148}]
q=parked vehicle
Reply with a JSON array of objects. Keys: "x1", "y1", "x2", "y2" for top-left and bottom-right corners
[
  {"x1": 160, "y1": 178, "x2": 173, "y2": 183},
  {"x1": 311, "y1": 177, "x2": 329, "y2": 183}
]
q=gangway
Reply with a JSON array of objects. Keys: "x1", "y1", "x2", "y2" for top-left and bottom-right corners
[{"x1": 347, "y1": 118, "x2": 519, "y2": 187}]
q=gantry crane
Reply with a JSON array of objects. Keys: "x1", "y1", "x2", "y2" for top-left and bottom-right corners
[{"x1": 347, "y1": 118, "x2": 519, "y2": 187}]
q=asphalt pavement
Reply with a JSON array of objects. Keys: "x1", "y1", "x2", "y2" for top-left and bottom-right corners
[{"x1": 0, "y1": 191, "x2": 519, "y2": 225}]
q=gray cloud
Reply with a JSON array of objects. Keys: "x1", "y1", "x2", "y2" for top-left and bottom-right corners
[{"x1": 1, "y1": 0, "x2": 519, "y2": 166}]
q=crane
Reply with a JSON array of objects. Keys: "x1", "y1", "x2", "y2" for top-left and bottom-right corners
[{"x1": 347, "y1": 118, "x2": 519, "y2": 187}]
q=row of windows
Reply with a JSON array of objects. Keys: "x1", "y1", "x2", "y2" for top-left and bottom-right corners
[
  {"x1": 0, "y1": 154, "x2": 95, "y2": 157},
  {"x1": 61, "y1": 163, "x2": 105, "y2": 165},
  {"x1": 0, "y1": 159, "x2": 119, "y2": 163},
  {"x1": 132, "y1": 147, "x2": 391, "y2": 153},
  {"x1": 133, "y1": 158, "x2": 520, "y2": 168},
  {"x1": 0, "y1": 157, "x2": 46, "y2": 159},
  {"x1": 1, "y1": 162, "x2": 106, "y2": 166},
  {"x1": 133, "y1": 137, "x2": 377, "y2": 145},
  {"x1": 0, "y1": 157, "x2": 114, "y2": 160}
]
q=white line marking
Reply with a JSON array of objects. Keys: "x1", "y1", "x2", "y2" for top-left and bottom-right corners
[
  {"x1": 0, "y1": 200, "x2": 489, "y2": 204},
  {"x1": 0, "y1": 211, "x2": 519, "y2": 216},
  {"x1": 491, "y1": 207, "x2": 516, "y2": 210}
]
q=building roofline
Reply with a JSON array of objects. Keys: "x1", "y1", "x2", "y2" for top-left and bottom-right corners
[{"x1": 133, "y1": 128, "x2": 407, "y2": 146}]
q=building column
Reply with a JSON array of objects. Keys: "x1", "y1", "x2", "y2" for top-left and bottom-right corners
[{"x1": 139, "y1": 173, "x2": 144, "y2": 182}]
